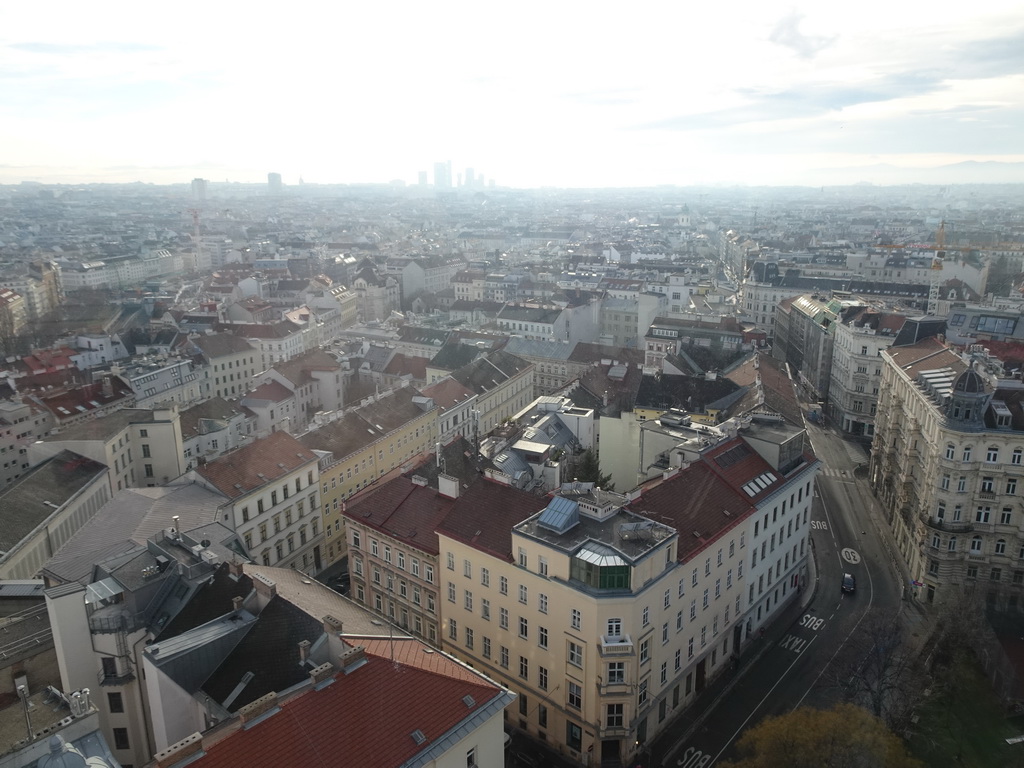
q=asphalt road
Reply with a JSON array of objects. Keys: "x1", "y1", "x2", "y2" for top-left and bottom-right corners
[{"x1": 658, "y1": 425, "x2": 911, "y2": 768}]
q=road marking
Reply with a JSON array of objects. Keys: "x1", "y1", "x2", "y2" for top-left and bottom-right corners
[
  {"x1": 799, "y1": 614, "x2": 825, "y2": 631},
  {"x1": 779, "y1": 634, "x2": 809, "y2": 653},
  {"x1": 811, "y1": 520, "x2": 828, "y2": 530},
  {"x1": 841, "y1": 548, "x2": 861, "y2": 564},
  {"x1": 678, "y1": 747, "x2": 713, "y2": 767},
  {"x1": 710, "y1": 635, "x2": 818, "y2": 765}
]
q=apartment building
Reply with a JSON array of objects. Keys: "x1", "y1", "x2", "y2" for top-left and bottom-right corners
[
  {"x1": 420, "y1": 376, "x2": 478, "y2": 444},
  {"x1": 449, "y1": 349, "x2": 534, "y2": 434},
  {"x1": 222, "y1": 320, "x2": 307, "y2": 372},
  {"x1": 827, "y1": 311, "x2": 944, "y2": 438},
  {"x1": 252, "y1": 349, "x2": 345, "y2": 434},
  {"x1": 871, "y1": 339, "x2": 1024, "y2": 607},
  {"x1": 105, "y1": 356, "x2": 204, "y2": 408},
  {"x1": 0, "y1": 450, "x2": 109, "y2": 580},
  {"x1": 32, "y1": 406, "x2": 186, "y2": 494},
  {"x1": 144, "y1": 565, "x2": 512, "y2": 768},
  {"x1": 437, "y1": 425, "x2": 819, "y2": 765},
  {"x1": 0, "y1": 398, "x2": 52, "y2": 486},
  {"x1": 191, "y1": 333, "x2": 259, "y2": 400},
  {"x1": 300, "y1": 386, "x2": 438, "y2": 568},
  {"x1": 773, "y1": 295, "x2": 852, "y2": 403},
  {"x1": 43, "y1": 513, "x2": 240, "y2": 768},
  {"x1": 195, "y1": 431, "x2": 322, "y2": 573},
  {"x1": 178, "y1": 396, "x2": 254, "y2": 470},
  {"x1": 342, "y1": 442, "x2": 492, "y2": 645}
]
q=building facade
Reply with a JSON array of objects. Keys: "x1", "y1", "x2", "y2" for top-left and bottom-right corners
[
  {"x1": 438, "y1": 426, "x2": 818, "y2": 766},
  {"x1": 871, "y1": 339, "x2": 1024, "y2": 607}
]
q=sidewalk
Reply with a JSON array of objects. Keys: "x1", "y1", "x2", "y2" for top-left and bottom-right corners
[{"x1": 644, "y1": 546, "x2": 820, "y2": 768}]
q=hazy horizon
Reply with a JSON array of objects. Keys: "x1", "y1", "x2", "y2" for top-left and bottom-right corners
[{"x1": 3, "y1": 2, "x2": 1024, "y2": 188}]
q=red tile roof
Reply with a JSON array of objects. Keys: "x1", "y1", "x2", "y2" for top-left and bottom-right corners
[
  {"x1": 632, "y1": 436, "x2": 810, "y2": 561},
  {"x1": 196, "y1": 431, "x2": 317, "y2": 498},
  {"x1": 243, "y1": 380, "x2": 293, "y2": 404},
  {"x1": 190, "y1": 642, "x2": 505, "y2": 768},
  {"x1": 420, "y1": 377, "x2": 475, "y2": 409},
  {"x1": 633, "y1": 461, "x2": 753, "y2": 561},
  {"x1": 437, "y1": 479, "x2": 546, "y2": 562},
  {"x1": 384, "y1": 352, "x2": 428, "y2": 380},
  {"x1": 344, "y1": 476, "x2": 459, "y2": 556}
]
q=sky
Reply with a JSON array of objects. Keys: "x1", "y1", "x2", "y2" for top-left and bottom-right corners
[{"x1": 2, "y1": 1, "x2": 1024, "y2": 188}]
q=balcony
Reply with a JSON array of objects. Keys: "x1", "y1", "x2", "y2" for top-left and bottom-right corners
[
  {"x1": 98, "y1": 667, "x2": 136, "y2": 686},
  {"x1": 597, "y1": 725, "x2": 630, "y2": 739},
  {"x1": 88, "y1": 608, "x2": 148, "y2": 635},
  {"x1": 922, "y1": 516, "x2": 973, "y2": 533},
  {"x1": 599, "y1": 635, "x2": 635, "y2": 657},
  {"x1": 598, "y1": 678, "x2": 632, "y2": 696}
]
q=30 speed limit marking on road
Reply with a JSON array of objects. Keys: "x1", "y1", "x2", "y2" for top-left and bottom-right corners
[{"x1": 841, "y1": 548, "x2": 861, "y2": 564}]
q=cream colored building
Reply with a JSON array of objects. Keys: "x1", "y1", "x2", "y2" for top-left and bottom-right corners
[
  {"x1": 871, "y1": 338, "x2": 1024, "y2": 606},
  {"x1": 438, "y1": 424, "x2": 818, "y2": 766},
  {"x1": 31, "y1": 406, "x2": 187, "y2": 494},
  {"x1": 195, "y1": 431, "x2": 322, "y2": 573},
  {"x1": 190, "y1": 333, "x2": 259, "y2": 400},
  {"x1": 449, "y1": 349, "x2": 534, "y2": 434},
  {"x1": 301, "y1": 385, "x2": 438, "y2": 568}
]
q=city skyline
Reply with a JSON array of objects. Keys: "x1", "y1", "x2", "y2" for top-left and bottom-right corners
[{"x1": 2, "y1": 2, "x2": 1024, "y2": 188}]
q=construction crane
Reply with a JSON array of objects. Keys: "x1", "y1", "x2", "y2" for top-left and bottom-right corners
[{"x1": 187, "y1": 208, "x2": 202, "y2": 273}]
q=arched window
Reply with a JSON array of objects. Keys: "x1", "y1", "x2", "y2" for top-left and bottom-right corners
[
  {"x1": 962, "y1": 446, "x2": 973, "y2": 462},
  {"x1": 970, "y1": 536, "x2": 983, "y2": 554},
  {"x1": 987, "y1": 446, "x2": 999, "y2": 463},
  {"x1": 996, "y1": 539, "x2": 1007, "y2": 555},
  {"x1": 945, "y1": 444, "x2": 956, "y2": 460},
  {"x1": 948, "y1": 536, "x2": 957, "y2": 552}
]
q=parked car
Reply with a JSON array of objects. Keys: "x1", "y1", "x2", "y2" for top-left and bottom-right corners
[
  {"x1": 842, "y1": 573, "x2": 856, "y2": 593},
  {"x1": 329, "y1": 573, "x2": 351, "y2": 594}
]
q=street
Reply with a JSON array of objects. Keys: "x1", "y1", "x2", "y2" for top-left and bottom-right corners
[{"x1": 657, "y1": 424, "x2": 912, "y2": 767}]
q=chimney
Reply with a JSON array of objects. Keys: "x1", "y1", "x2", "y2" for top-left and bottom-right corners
[
  {"x1": 252, "y1": 573, "x2": 277, "y2": 608},
  {"x1": 102, "y1": 376, "x2": 114, "y2": 398},
  {"x1": 323, "y1": 615, "x2": 343, "y2": 635},
  {"x1": 238, "y1": 692, "x2": 278, "y2": 724},
  {"x1": 339, "y1": 645, "x2": 367, "y2": 674},
  {"x1": 438, "y1": 473, "x2": 459, "y2": 500},
  {"x1": 298, "y1": 639, "x2": 311, "y2": 663},
  {"x1": 227, "y1": 559, "x2": 245, "y2": 578},
  {"x1": 309, "y1": 662, "x2": 334, "y2": 686},
  {"x1": 232, "y1": 596, "x2": 244, "y2": 612},
  {"x1": 154, "y1": 733, "x2": 204, "y2": 768}
]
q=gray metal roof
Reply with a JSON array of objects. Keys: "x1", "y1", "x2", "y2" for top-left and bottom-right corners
[
  {"x1": 503, "y1": 336, "x2": 576, "y2": 361},
  {"x1": 0, "y1": 451, "x2": 108, "y2": 554},
  {"x1": 43, "y1": 482, "x2": 224, "y2": 586}
]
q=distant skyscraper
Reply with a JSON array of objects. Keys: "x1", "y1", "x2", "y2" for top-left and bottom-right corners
[
  {"x1": 191, "y1": 178, "x2": 208, "y2": 202},
  {"x1": 418, "y1": 171, "x2": 428, "y2": 186},
  {"x1": 464, "y1": 168, "x2": 475, "y2": 188},
  {"x1": 433, "y1": 161, "x2": 452, "y2": 189},
  {"x1": 268, "y1": 172, "x2": 283, "y2": 195}
]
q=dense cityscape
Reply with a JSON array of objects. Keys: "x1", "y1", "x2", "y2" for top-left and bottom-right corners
[{"x1": 2, "y1": 176, "x2": 1024, "y2": 768}]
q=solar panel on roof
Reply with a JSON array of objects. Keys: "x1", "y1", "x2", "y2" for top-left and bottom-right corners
[
  {"x1": 538, "y1": 496, "x2": 580, "y2": 534},
  {"x1": 715, "y1": 443, "x2": 752, "y2": 468}
]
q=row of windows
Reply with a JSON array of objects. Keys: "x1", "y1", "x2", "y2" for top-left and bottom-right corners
[
  {"x1": 355, "y1": 531, "x2": 435, "y2": 583},
  {"x1": 931, "y1": 532, "x2": 1024, "y2": 558},
  {"x1": 944, "y1": 445, "x2": 1023, "y2": 465},
  {"x1": 240, "y1": 473, "x2": 315, "y2": 520}
]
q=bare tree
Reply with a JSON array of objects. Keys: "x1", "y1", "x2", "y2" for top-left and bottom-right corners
[{"x1": 832, "y1": 613, "x2": 926, "y2": 731}]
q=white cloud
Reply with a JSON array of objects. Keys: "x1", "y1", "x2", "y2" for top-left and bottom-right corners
[{"x1": 1, "y1": 1, "x2": 1023, "y2": 185}]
